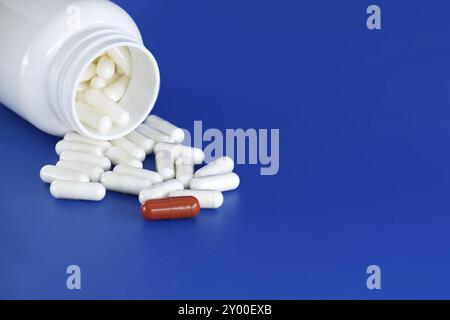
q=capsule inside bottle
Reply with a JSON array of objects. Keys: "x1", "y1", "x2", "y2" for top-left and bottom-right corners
[{"x1": 141, "y1": 196, "x2": 200, "y2": 221}]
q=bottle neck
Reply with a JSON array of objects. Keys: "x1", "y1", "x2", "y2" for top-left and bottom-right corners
[{"x1": 49, "y1": 27, "x2": 160, "y2": 140}]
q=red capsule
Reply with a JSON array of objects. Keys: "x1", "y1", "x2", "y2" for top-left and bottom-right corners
[{"x1": 141, "y1": 196, "x2": 201, "y2": 221}]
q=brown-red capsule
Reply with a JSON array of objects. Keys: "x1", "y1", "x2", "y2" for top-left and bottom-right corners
[{"x1": 141, "y1": 196, "x2": 201, "y2": 221}]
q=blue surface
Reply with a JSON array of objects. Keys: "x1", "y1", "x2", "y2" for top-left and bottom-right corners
[{"x1": 2, "y1": 0, "x2": 450, "y2": 299}]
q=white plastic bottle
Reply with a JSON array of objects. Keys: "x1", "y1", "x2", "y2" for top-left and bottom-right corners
[{"x1": 0, "y1": 0, "x2": 160, "y2": 140}]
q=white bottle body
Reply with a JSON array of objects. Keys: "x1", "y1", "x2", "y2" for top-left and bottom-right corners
[{"x1": 0, "y1": 0, "x2": 160, "y2": 140}]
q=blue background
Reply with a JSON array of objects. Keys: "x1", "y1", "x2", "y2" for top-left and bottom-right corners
[{"x1": 2, "y1": 0, "x2": 450, "y2": 299}]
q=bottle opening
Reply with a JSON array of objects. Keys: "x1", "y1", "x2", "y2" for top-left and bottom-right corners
[{"x1": 72, "y1": 43, "x2": 160, "y2": 141}]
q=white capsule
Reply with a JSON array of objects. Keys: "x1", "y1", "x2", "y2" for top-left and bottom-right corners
[
  {"x1": 153, "y1": 142, "x2": 178, "y2": 154},
  {"x1": 105, "y1": 147, "x2": 143, "y2": 168},
  {"x1": 56, "y1": 160, "x2": 104, "y2": 182},
  {"x1": 56, "y1": 140, "x2": 104, "y2": 157},
  {"x1": 111, "y1": 137, "x2": 146, "y2": 161},
  {"x1": 76, "y1": 101, "x2": 113, "y2": 134},
  {"x1": 139, "y1": 179, "x2": 184, "y2": 204},
  {"x1": 179, "y1": 145, "x2": 204, "y2": 164},
  {"x1": 93, "y1": 53, "x2": 105, "y2": 64},
  {"x1": 76, "y1": 92, "x2": 87, "y2": 103},
  {"x1": 85, "y1": 89, "x2": 130, "y2": 126},
  {"x1": 113, "y1": 165, "x2": 163, "y2": 184},
  {"x1": 175, "y1": 157, "x2": 194, "y2": 188},
  {"x1": 60, "y1": 151, "x2": 112, "y2": 171},
  {"x1": 155, "y1": 150, "x2": 175, "y2": 180},
  {"x1": 154, "y1": 142, "x2": 204, "y2": 165},
  {"x1": 64, "y1": 132, "x2": 112, "y2": 150},
  {"x1": 40, "y1": 165, "x2": 89, "y2": 184},
  {"x1": 77, "y1": 82, "x2": 90, "y2": 93},
  {"x1": 125, "y1": 131, "x2": 155, "y2": 155},
  {"x1": 96, "y1": 56, "x2": 116, "y2": 80},
  {"x1": 80, "y1": 63, "x2": 96, "y2": 82},
  {"x1": 190, "y1": 173, "x2": 240, "y2": 192},
  {"x1": 195, "y1": 156, "x2": 234, "y2": 177},
  {"x1": 145, "y1": 115, "x2": 185, "y2": 144},
  {"x1": 105, "y1": 72, "x2": 120, "y2": 86},
  {"x1": 103, "y1": 75, "x2": 130, "y2": 102},
  {"x1": 107, "y1": 47, "x2": 132, "y2": 77},
  {"x1": 136, "y1": 124, "x2": 173, "y2": 143},
  {"x1": 169, "y1": 190, "x2": 224, "y2": 209},
  {"x1": 90, "y1": 76, "x2": 107, "y2": 90},
  {"x1": 50, "y1": 180, "x2": 106, "y2": 201},
  {"x1": 100, "y1": 172, "x2": 151, "y2": 195}
]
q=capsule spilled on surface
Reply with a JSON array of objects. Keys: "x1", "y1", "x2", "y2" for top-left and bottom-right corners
[{"x1": 141, "y1": 196, "x2": 200, "y2": 221}]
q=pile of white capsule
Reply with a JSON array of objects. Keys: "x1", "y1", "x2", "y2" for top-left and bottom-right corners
[
  {"x1": 40, "y1": 115, "x2": 240, "y2": 211},
  {"x1": 76, "y1": 47, "x2": 132, "y2": 133}
]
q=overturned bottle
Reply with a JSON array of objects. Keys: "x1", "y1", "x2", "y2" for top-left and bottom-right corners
[{"x1": 0, "y1": 0, "x2": 160, "y2": 141}]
